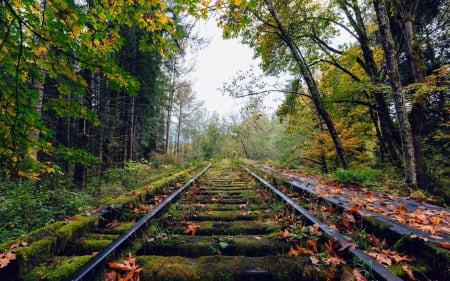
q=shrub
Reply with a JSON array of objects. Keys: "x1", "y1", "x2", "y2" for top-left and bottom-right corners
[
  {"x1": 0, "y1": 181, "x2": 93, "y2": 242},
  {"x1": 333, "y1": 168, "x2": 382, "y2": 187}
]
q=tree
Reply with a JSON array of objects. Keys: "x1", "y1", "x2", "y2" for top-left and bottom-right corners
[
  {"x1": 216, "y1": 0, "x2": 350, "y2": 169},
  {"x1": 0, "y1": 0, "x2": 194, "y2": 181},
  {"x1": 373, "y1": 0, "x2": 417, "y2": 189}
]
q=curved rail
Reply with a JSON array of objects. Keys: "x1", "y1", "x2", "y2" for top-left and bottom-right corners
[
  {"x1": 66, "y1": 164, "x2": 212, "y2": 281},
  {"x1": 241, "y1": 165, "x2": 403, "y2": 281}
]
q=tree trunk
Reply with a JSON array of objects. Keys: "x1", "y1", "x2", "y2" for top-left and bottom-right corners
[
  {"x1": 399, "y1": 0, "x2": 427, "y2": 187},
  {"x1": 265, "y1": 0, "x2": 350, "y2": 169},
  {"x1": 373, "y1": 0, "x2": 417, "y2": 189},
  {"x1": 340, "y1": 0, "x2": 403, "y2": 167}
]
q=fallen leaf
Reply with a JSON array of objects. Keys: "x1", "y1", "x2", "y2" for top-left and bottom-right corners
[
  {"x1": 367, "y1": 252, "x2": 392, "y2": 266},
  {"x1": 278, "y1": 229, "x2": 291, "y2": 240},
  {"x1": 183, "y1": 223, "x2": 200, "y2": 236},
  {"x1": 106, "y1": 253, "x2": 142, "y2": 281},
  {"x1": 392, "y1": 254, "x2": 415, "y2": 263},
  {"x1": 402, "y1": 265, "x2": 416, "y2": 281},
  {"x1": 438, "y1": 242, "x2": 450, "y2": 250},
  {"x1": 106, "y1": 220, "x2": 120, "y2": 229},
  {"x1": 307, "y1": 238, "x2": 318, "y2": 253},
  {"x1": 310, "y1": 255, "x2": 319, "y2": 265},
  {"x1": 324, "y1": 256, "x2": 346, "y2": 267},
  {"x1": 338, "y1": 240, "x2": 357, "y2": 252},
  {"x1": 352, "y1": 269, "x2": 367, "y2": 281}
]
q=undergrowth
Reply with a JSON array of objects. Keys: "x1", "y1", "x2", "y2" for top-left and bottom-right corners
[
  {"x1": 0, "y1": 155, "x2": 187, "y2": 243},
  {"x1": 333, "y1": 168, "x2": 383, "y2": 188}
]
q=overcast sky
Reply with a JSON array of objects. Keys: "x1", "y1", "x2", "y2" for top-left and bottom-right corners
[{"x1": 186, "y1": 19, "x2": 284, "y2": 117}]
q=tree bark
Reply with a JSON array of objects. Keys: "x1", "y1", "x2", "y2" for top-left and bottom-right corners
[
  {"x1": 397, "y1": 0, "x2": 427, "y2": 187},
  {"x1": 373, "y1": 0, "x2": 417, "y2": 189},
  {"x1": 264, "y1": 0, "x2": 350, "y2": 169},
  {"x1": 339, "y1": 0, "x2": 403, "y2": 167}
]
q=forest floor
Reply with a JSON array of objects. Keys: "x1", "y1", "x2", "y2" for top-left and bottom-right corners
[{"x1": 245, "y1": 160, "x2": 450, "y2": 249}]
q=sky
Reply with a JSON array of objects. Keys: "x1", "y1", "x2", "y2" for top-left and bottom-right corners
[{"x1": 186, "y1": 19, "x2": 284, "y2": 117}]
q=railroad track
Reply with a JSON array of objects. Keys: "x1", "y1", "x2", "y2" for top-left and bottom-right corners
[{"x1": 1, "y1": 160, "x2": 448, "y2": 280}]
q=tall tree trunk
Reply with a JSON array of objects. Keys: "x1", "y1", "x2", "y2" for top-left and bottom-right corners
[
  {"x1": 176, "y1": 103, "x2": 183, "y2": 156},
  {"x1": 339, "y1": 0, "x2": 403, "y2": 167},
  {"x1": 30, "y1": 69, "x2": 45, "y2": 160},
  {"x1": 265, "y1": 0, "x2": 350, "y2": 169},
  {"x1": 397, "y1": 0, "x2": 427, "y2": 187},
  {"x1": 373, "y1": 0, "x2": 417, "y2": 189},
  {"x1": 165, "y1": 59, "x2": 176, "y2": 154},
  {"x1": 128, "y1": 96, "x2": 136, "y2": 161}
]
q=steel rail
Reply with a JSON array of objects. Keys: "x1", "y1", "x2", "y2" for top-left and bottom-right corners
[
  {"x1": 290, "y1": 180, "x2": 450, "y2": 244},
  {"x1": 66, "y1": 163, "x2": 212, "y2": 281},
  {"x1": 241, "y1": 165, "x2": 404, "y2": 281}
]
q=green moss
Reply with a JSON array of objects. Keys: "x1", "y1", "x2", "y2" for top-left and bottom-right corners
[
  {"x1": 101, "y1": 222, "x2": 135, "y2": 235},
  {"x1": 166, "y1": 220, "x2": 281, "y2": 236},
  {"x1": 185, "y1": 210, "x2": 267, "y2": 221},
  {"x1": 138, "y1": 255, "x2": 338, "y2": 281},
  {"x1": 23, "y1": 255, "x2": 92, "y2": 281},
  {"x1": 361, "y1": 216, "x2": 391, "y2": 233},
  {"x1": 54, "y1": 215, "x2": 98, "y2": 253},
  {"x1": 392, "y1": 236, "x2": 449, "y2": 280},
  {"x1": 140, "y1": 235, "x2": 291, "y2": 257},
  {"x1": 70, "y1": 238, "x2": 113, "y2": 255},
  {"x1": 17, "y1": 237, "x2": 56, "y2": 275}
]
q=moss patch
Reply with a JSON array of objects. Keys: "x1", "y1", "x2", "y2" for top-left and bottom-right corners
[
  {"x1": 138, "y1": 255, "x2": 342, "y2": 281},
  {"x1": 165, "y1": 220, "x2": 281, "y2": 236},
  {"x1": 23, "y1": 255, "x2": 92, "y2": 281},
  {"x1": 139, "y1": 234, "x2": 291, "y2": 257}
]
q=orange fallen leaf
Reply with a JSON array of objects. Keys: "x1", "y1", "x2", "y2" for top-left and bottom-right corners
[
  {"x1": 306, "y1": 238, "x2": 318, "y2": 253},
  {"x1": 324, "y1": 256, "x2": 346, "y2": 267},
  {"x1": 278, "y1": 229, "x2": 291, "y2": 240},
  {"x1": 438, "y1": 242, "x2": 450, "y2": 250},
  {"x1": 183, "y1": 223, "x2": 200, "y2": 236},
  {"x1": 430, "y1": 217, "x2": 441, "y2": 225},
  {"x1": 288, "y1": 245, "x2": 314, "y2": 256}
]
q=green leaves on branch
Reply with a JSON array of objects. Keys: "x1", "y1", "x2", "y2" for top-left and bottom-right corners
[{"x1": 0, "y1": 0, "x2": 192, "y2": 180}]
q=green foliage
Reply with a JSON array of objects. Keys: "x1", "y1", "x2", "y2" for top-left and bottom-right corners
[
  {"x1": 333, "y1": 168, "x2": 382, "y2": 187},
  {"x1": 0, "y1": 180, "x2": 93, "y2": 243},
  {"x1": 0, "y1": 0, "x2": 190, "y2": 180}
]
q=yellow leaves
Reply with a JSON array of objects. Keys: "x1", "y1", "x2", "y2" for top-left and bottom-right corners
[
  {"x1": 288, "y1": 244, "x2": 314, "y2": 256},
  {"x1": 34, "y1": 46, "x2": 47, "y2": 59}
]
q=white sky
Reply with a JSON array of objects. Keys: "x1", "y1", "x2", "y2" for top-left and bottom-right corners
[{"x1": 186, "y1": 19, "x2": 284, "y2": 117}]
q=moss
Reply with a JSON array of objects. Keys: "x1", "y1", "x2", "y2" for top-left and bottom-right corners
[
  {"x1": 53, "y1": 215, "x2": 99, "y2": 254},
  {"x1": 138, "y1": 255, "x2": 339, "y2": 281},
  {"x1": 101, "y1": 222, "x2": 135, "y2": 235},
  {"x1": 102, "y1": 169, "x2": 192, "y2": 206},
  {"x1": 140, "y1": 235, "x2": 291, "y2": 257},
  {"x1": 392, "y1": 236, "x2": 450, "y2": 280},
  {"x1": 70, "y1": 238, "x2": 113, "y2": 255},
  {"x1": 17, "y1": 237, "x2": 56, "y2": 275},
  {"x1": 23, "y1": 255, "x2": 92, "y2": 281},
  {"x1": 166, "y1": 220, "x2": 281, "y2": 236},
  {"x1": 185, "y1": 211, "x2": 267, "y2": 222}
]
